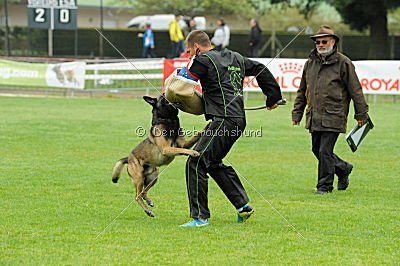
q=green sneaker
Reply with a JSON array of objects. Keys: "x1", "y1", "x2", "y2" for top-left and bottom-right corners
[
  {"x1": 179, "y1": 219, "x2": 210, "y2": 227},
  {"x1": 237, "y1": 205, "x2": 255, "y2": 223}
]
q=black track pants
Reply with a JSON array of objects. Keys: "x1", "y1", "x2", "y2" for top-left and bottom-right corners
[
  {"x1": 185, "y1": 117, "x2": 249, "y2": 219},
  {"x1": 311, "y1": 131, "x2": 349, "y2": 191}
]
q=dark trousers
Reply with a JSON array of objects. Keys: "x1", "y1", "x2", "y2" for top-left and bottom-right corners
[
  {"x1": 170, "y1": 40, "x2": 184, "y2": 58},
  {"x1": 249, "y1": 44, "x2": 260, "y2": 57},
  {"x1": 311, "y1": 131, "x2": 350, "y2": 191},
  {"x1": 185, "y1": 117, "x2": 249, "y2": 219},
  {"x1": 143, "y1": 47, "x2": 156, "y2": 58}
]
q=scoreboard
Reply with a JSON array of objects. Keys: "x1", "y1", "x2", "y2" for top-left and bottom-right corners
[{"x1": 28, "y1": 0, "x2": 77, "y2": 30}]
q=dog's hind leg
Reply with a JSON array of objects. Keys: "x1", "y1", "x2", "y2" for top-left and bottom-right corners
[
  {"x1": 142, "y1": 166, "x2": 159, "y2": 207},
  {"x1": 128, "y1": 158, "x2": 155, "y2": 217}
]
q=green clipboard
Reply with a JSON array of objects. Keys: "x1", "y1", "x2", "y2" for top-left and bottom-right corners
[{"x1": 346, "y1": 118, "x2": 374, "y2": 152}]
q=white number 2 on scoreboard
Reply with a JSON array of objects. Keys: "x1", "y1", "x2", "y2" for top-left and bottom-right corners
[{"x1": 35, "y1": 8, "x2": 45, "y2": 23}]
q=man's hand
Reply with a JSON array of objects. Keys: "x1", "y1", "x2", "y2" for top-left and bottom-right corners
[
  {"x1": 358, "y1": 120, "x2": 365, "y2": 127},
  {"x1": 267, "y1": 104, "x2": 278, "y2": 111},
  {"x1": 292, "y1": 121, "x2": 300, "y2": 126}
]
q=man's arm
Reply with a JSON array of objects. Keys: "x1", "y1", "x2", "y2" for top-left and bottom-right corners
[
  {"x1": 223, "y1": 26, "x2": 230, "y2": 47},
  {"x1": 188, "y1": 56, "x2": 208, "y2": 81},
  {"x1": 292, "y1": 62, "x2": 308, "y2": 125},
  {"x1": 243, "y1": 58, "x2": 282, "y2": 107},
  {"x1": 342, "y1": 60, "x2": 369, "y2": 125}
]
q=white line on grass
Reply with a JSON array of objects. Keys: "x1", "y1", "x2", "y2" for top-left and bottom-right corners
[
  {"x1": 225, "y1": 158, "x2": 307, "y2": 240},
  {"x1": 95, "y1": 164, "x2": 173, "y2": 239}
]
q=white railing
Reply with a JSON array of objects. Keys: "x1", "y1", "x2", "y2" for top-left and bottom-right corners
[{"x1": 84, "y1": 59, "x2": 164, "y2": 90}]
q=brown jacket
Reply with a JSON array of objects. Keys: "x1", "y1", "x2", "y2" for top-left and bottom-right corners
[{"x1": 292, "y1": 47, "x2": 369, "y2": 133}]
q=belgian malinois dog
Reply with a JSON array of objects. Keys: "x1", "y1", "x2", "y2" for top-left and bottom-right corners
[{"x1": 111, "y1": 95, "x2": 206, "y2": 217}]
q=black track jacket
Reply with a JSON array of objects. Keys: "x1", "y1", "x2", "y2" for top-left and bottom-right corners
[{"x1": 188, "y1": 48, "x2": 282, "y2": 118}]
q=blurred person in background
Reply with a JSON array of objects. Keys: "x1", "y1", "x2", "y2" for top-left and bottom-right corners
[
  {"x1": 169, "y1": 14, "x2": 185, "y2": 58},
  {"x1": 188, "y1": 19, "x2": 197, "y2": 32},
  {"x1": 138, "y1": 23, "x2": 156, "y2": 58},
  {"x1": 211, "y1": 18, "x2": 230, "y2": 51},
  {"x1": 292, "y1": 25, "x2": 369, "y2": 194},
  {"x1": 249, "y1": 19, "x2": 262, "y2": 57},
  {"x1": 182, "y1": 18, "x2": 197, "y2": 39}
]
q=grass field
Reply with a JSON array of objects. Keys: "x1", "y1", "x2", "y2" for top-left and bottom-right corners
[{"x1": 1, "y1": 96, "x2": 399, "y2": 264}]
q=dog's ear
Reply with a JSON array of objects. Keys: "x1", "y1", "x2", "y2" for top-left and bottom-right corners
[{"x1": 143, "y1": 96, "x2": 157, "y2": 106}]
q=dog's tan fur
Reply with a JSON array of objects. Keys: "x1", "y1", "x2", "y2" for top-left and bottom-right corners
[{"x1": 111, "y1": 95, "x2": 206, "y2": 217}]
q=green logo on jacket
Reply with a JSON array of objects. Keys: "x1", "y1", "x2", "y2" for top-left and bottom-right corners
[{"x1": 228, "y1": 66, "x2": 243, "y2": 96}]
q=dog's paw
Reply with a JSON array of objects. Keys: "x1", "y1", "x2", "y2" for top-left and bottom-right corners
[
  {"x1": 145, "y1": 198, "x2": 154, "y2": 207},
  {"x1": 190, "y1": 150, "x2": 200, "y2": 157},
  {"x1": 145, "y1": 209, "x2": 155, "y2": 217}
]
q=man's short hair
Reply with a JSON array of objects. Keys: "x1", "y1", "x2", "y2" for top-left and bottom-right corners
[{"x1": 185, "y1": 30, "x2": 211, "y2": 47}]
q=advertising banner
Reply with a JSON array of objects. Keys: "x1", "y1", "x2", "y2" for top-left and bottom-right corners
[
  {"x1": 163, "y1": 58, "x2": 400, "y2": 95},
  {"x1": 353, "y1": 60, "x2": 400, "y2": 95},
  {"x1": 0, "y1": 60, "x2": 86, "y2": 89}
]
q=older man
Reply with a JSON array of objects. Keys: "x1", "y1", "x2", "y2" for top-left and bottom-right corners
[{"x1": 292, "y1": 25, "x2": 369, "y2": 194}]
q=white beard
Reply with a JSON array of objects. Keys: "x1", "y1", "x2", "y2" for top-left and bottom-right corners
[{"x1": 317, "y1": 44, "x2": 334, "y2": 55}]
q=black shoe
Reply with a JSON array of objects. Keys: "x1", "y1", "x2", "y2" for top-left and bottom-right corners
[
  {"x1": 314, "y1": 190, "x2": 331, "y2": 194},
  {"x1": 338, "y1": 163, "x2": 353, "y2": 191},
  {"x1": 237, "y1": 205, "x2": 255, "y2": 223}
]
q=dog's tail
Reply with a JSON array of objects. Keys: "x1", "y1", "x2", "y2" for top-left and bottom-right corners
[{"x1": 112, "y1": 157, "x2": 128, "y2": 183}]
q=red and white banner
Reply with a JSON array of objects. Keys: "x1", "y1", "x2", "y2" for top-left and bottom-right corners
[
  {"x1": 353, "y1": 60, "x2": 400, "y2": 95},
  {"x1": 162, "y1": 58, "x2": 400, "y2": 95},
  {"x1": 244, "y1": 58, "x2": 305, "y2": 93}
]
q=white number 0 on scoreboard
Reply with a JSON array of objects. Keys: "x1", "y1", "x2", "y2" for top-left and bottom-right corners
[{"x1": 59, "y1": 9, "x2": 69, "y2": 23}]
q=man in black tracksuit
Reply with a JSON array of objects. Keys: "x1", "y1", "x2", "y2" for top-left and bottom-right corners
[{"x1": 179, "y1": 30, "x2": 282, "y2": 227}]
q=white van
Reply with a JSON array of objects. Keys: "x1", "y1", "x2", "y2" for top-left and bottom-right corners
[{"x1": 126, "y1": 14, "x2": 206, "y2": 30}]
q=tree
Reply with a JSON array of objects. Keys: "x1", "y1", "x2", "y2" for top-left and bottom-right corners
[
  {"x1": 331, "y1": 0, "x2": 399, "y2": 59},
  {"x1": 271, "y1": 0, "x2": 400, "y2": 59},
  {"x1": 0, "y1": 0, "x2": 23, "y2": 55},
  {"x1": 0, "y1": 0, "x2": 23, "y2": 10}
]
